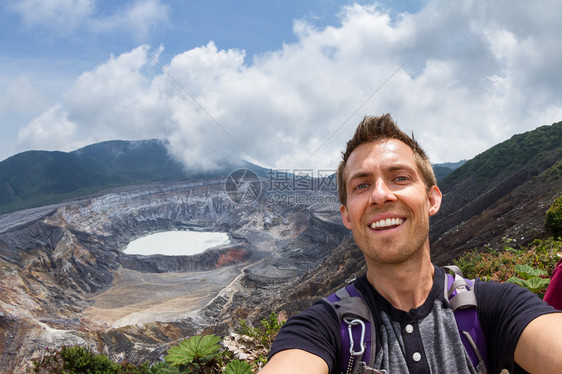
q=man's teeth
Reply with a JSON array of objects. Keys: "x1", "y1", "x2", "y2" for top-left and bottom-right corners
[{"x1": 370, "y1": 218, "x2": 404, "y2": 229}]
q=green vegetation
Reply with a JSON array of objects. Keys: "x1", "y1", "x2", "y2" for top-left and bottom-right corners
[
  {"x1": 29, "y1": 313, "x2": 283, "y2": 374},
  {"x1": 238, "y1": 312, "x2": 285, "y2": 349},
  {"x1": 27, "y1": 346, "x2": 150, "y2": 373},
  {"x1": 444, "y1": 121, "x2": 561, "y2": 183},
  {"x1": 432, "y1": 160, "x2": 466, "y2": 182},
  {"x1": 0, "y1": 141, "x2": 186, "y2": 214},
  {"x1": 432, "y1": 165, "x2": 454, "y2": 182},
  {"x1": 545, "y1": 195, "x2": 562, "y2": 238},
  {"x1": 236, "y1": 312, "x2": 285, "y2": 370},
  {"x1": 223, "y1": 360, "x2": 253, "y2": 374},
  {"x1": 157, "y1": 333, "x2": 253, "y2": 374},
  {"x1": 454, "y1": 237, "x2": 561, "y2": 296},
  {"x1": 506, "y1": 264, "x2": 551, "y2": 294},
  {"x1": 163, "y1": 334, "x2": 224, "y2": 372}
]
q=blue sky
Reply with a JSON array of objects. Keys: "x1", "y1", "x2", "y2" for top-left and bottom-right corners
[{"x1": 1, "y1": 0, "x2": 561, "y2": 171}]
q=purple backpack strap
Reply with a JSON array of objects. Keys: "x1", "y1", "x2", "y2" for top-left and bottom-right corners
[
  {"x1": 444, "y1": 266, "x2": 489, "y2": 373},
  {"x1": 327, "y1": 267, "x2": 488, "y2": 374},
  {"x1": 325, "y1": 284, "x2": 375, "y2": 374}
]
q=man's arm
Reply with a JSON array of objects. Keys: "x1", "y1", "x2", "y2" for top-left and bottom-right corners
[
  {"x1": 514, "y1": 313, "x2": 562, "y2": 374},
  {"x1": 259, "y1": 349, "x2": 329, "y2": 374}
]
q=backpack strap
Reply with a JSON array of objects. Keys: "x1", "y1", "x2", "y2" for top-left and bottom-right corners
[
  {"x1": 327, "y1": 268, "x2": 488, "y2": 374},
  {"x1": 325, "y1": 284, "x2": 378, "y2": 374},
  {"x1": 443, "y1": 266, "x2": 489, "y2": 374}
]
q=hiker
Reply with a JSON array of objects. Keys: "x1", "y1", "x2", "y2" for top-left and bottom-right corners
[
  {"x1": 544, "y1": 256, "x2": 562, "y2": 310},
  {"x1": 259, "y1": 114, "x2": 562, "y2": 374}
]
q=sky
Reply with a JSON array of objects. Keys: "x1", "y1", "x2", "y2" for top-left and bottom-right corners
[{"x1": 1, "y1": 0, "x2": 562, "y2": 172}]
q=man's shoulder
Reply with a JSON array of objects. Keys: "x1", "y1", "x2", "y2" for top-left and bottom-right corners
[
  {"x1": 269, "y1": 296, "x2": 342, "y2": 372},
  {"x1": 474, "y1": 277, "x2": 556, "y2": 321},
  {"x1": 283, "y1": 298, "x2": 340, "y2": 328},
  {"x1": 475, "y1": 277, "x2": 530, "y2": 298}
]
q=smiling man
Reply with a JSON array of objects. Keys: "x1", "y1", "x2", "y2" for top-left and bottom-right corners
[{"x1": 259, "y1": 114, "x2": 562, "y2": 374}]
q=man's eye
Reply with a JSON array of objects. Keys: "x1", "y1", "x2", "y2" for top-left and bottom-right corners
[
  {"x1": 355, "y1": 183, "x2": 369, "y2": 190},
  {"x1": 394, "y1": 176, "x2": 409, "y2": 182}
]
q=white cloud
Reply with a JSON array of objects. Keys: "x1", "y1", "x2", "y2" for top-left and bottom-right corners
[
  {"x1": 16, "y1": 0, "x2": 562, "y2": 171},
  {"x1": 0, "y1": 76, "x2": 51, "y2": 114},
  {"x1": 17, "y1": 104, "x2": 81, "y2": 151},
  {"x1": 92, "y1": 0, "x2": 169, "y2": 40},
  {"x1": 8, "y1": 0, "x2": 168, "y2": 40},
  {"x1": 11, "y1": 0, "x2": 94, "y2": 32}
]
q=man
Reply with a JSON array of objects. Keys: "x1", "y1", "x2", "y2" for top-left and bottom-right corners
[{"x1": 260, "y1": 114, "x2": 562, "y2": 374}]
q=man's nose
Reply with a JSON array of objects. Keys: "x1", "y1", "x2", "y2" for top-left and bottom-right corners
[{"x1": 369, "y1": 179, "x2": 396, "y2": 205}]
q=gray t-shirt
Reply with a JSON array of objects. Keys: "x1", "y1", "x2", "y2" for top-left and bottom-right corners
[{"x1": 269, "y1": 267, "x2": 557, "y2": 374}]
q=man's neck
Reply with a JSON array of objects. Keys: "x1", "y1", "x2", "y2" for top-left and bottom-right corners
[{"x1": 366, "y1": 256, "x2": 435, "y2": 311}]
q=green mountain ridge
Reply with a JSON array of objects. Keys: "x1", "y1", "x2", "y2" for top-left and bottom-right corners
[
  {"x1": 443, "y1": 122, "x2": 561, "y2": 183},
  {"x1": 0, "y1": 140, "x2": 265, "y2": 215}
]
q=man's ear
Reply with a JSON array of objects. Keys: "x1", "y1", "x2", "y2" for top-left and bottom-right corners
[
  {"x1": 428, "y1": 185, "x2": 442, "y2": 216},
  {"x1": 340, "y1": 204, "x2": 352, "y2": 229}
]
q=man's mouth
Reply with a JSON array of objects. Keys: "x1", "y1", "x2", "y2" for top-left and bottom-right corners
[{"x1": 369, "y1": 218, "x2": 404, "y2": 230}]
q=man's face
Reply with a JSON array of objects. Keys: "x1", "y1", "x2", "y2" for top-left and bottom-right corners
[{"x1": 340, "y1": 139, "x2": 442, "y2": 265}]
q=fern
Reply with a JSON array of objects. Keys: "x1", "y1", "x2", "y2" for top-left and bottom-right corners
[
  {"x1": 224, "y1": 360, "x2": 253, "y2": 374},
  {"x1": 148, "y1": 361, "x2": 180, "y2": 373},
  {"x1": 164, "y1": 335, "x2": 221, "y2": 371}
]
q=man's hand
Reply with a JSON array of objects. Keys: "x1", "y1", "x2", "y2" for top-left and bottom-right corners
[
  {"x1": 514, "y1": 313, "x2": 562, "y2": 373},
  {"x1": 259, "y1": 349, "x2": 329, "y2": 374}
]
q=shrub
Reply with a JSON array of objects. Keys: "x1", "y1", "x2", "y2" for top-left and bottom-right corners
[
  {"x1": 59, "y1": 346, "x2": 119, "y2": 373},
  {"x1": 237, "y1": 312, "x2": 284, "y2": 348},
  {"x1": 28, "y1": 346, "x2": 150, "y2": 374},
  {"x1": 235, "y1": 312, "x2": 284, "y2": 371},
  {"x1": 545, "y1": 196, "x2": 562, "y2": 238}
]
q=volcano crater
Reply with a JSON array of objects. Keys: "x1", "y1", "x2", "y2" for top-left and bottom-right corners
[{"x1": 0, "y1": 180, "x2": 348, "y2": 371}]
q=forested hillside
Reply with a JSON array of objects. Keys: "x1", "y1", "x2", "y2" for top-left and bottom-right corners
[{"x1": 443, "y1": 122, "x2": 561, "y2": 182}]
